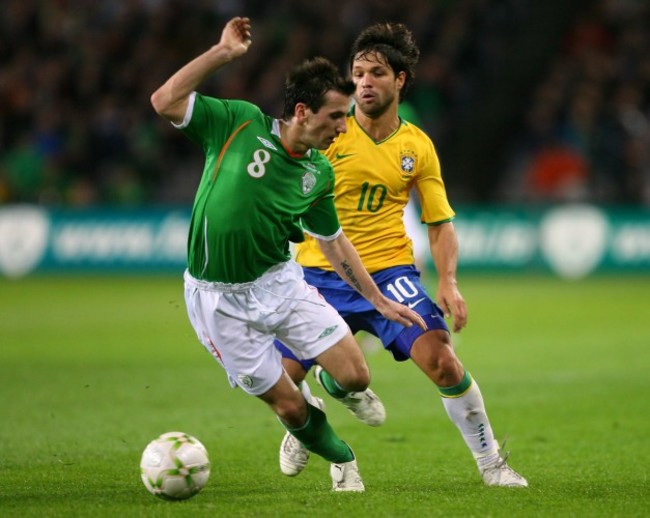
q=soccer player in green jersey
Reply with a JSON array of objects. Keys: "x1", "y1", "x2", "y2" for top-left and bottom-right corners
[
  {"x1": 276, "y1": 22, "x2": 528, "y2": 487},
  {"x1": 150, "y1": 17, "x2": 426, "y2": 492}
]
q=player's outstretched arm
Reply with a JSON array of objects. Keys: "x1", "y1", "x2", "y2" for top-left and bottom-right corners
[
  {"x1": 318, "y1": 233, "x2": 427, "y2": 331},
  {"x1": 150, "y1": 16, "x2": 252, "y2": 124},
  {"x1": 428, "y1": 222, "x2": 468, "y2": 333}
]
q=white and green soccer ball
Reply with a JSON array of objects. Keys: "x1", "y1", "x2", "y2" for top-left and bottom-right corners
[{"x1": 140, "y1": 431, "x2": 211, "y2": 500}]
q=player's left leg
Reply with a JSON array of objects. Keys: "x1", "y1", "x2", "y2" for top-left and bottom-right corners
[
  {"x1": 276, "y1": 331, "x2": 386, "y2": 427},
  {"x1": 259, "y1": 370, "x2": 363, "y2": 492},
  {"x1": 409, "y1": 329, "x2": 528, "y2": 487},
  {"x1": 276, "y1": 339, "x2": 385, "y2": 477},
  {"x1": 313, "y1": 364, "x2": 386, "y2": 426}
]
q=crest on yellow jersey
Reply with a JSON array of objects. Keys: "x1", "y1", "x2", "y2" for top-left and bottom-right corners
[{"x1": 400, "y1": 149, "x2": 417, "y2": 175}]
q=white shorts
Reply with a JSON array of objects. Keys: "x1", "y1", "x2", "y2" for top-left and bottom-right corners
[{"x1": 184, "y1": 261, "x2": 349, "y2": 396}]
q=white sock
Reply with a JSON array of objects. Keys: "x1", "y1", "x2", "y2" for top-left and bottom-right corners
[{"x1": 441, "y1": 380, "x2": 500, "y2": 466}]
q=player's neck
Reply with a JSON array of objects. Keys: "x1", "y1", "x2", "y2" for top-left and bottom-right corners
[
  {"x1": 279, "y1": 120, "x2": 307, "y2": 157},
  {"x1": 355, "y1": 107, "x2": 400, "y2": 143}
]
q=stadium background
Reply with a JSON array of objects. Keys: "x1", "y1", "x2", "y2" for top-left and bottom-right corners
[
  {"x1": 2, "y1": 3, "x2": 650, "y2": 516},
  {"x1": 1, "y1": 0, "x2": 650, "y2": 278}
]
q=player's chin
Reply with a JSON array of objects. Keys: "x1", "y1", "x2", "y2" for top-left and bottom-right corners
[
  {"x1": 358, "y1": 97, "x2": 377, "y2": 108},
  {"x1": 318, "y1": 136, "x2": 336, "y2": 149}
]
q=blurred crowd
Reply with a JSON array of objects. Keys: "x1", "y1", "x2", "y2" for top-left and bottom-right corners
[
  {"x1": 0, "y1": 0, "x2": 533, "y2": 205},
  {"x1": 1, "y1": 0, "x2": 649, "y2": 206},
  {"x1": 499, "y1": 0, "x2": 650, "y2": 204}
]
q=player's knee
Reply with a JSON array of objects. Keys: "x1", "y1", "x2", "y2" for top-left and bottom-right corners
[
  {"x1": 337, "y1": 363, "x2": 370, "y2": 392},
  {"x1": 436, "y1": 353, "x2": 462, "y2": 378},
  {"x1": 273, "y1": 397, "x2": 307, "y2": 428},
  {"x1": 412, "y1": 331, "x2": 463, "y2": 384}
]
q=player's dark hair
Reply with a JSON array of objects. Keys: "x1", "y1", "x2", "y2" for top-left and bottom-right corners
[
  {"x1": 283, "y1": 57, "x2": 355, "y2": 119},
  {"x1": 349, "y1": 23, "x2": 420, "y2": 100}
]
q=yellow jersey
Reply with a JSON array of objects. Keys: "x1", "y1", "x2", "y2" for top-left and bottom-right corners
[{"x1": 296, "y1": 113, "x2": 455, "y2": 273}]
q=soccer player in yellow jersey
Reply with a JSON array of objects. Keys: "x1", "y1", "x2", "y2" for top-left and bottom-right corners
[{"x1": 276, "y1": 22, "x2": 528, "y2": 487}]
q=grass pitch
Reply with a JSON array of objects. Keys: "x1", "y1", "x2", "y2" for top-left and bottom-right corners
[{"x1": 1, "y1": 273, "x2": 649, "y2": 517}]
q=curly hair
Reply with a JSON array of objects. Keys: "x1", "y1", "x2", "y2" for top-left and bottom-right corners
[
  {"x1": 283, "y1": 57, "x2": 355, "y2": 119},
  {"x1": 349, "y1": 23, "x2": 420, "y2": 99}
]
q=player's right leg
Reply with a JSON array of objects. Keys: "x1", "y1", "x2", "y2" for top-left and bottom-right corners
[
  {"x1": 275, "y1": 354, "x2": 323, "y2": 476},
  {"x1": 271, "y1": 271, "x2": 367, "y2": 491},
  {"x1": 276, "y1": 333, "x2": 375, "y2": 484},
  {"x1": 275, "y1": 331, "x2": 385, "y2": 477},
  {"x1": 259, "y1": 371, "x2": 364, "y2": 492},
  {"x1": 274, "y1": 343, "x2": 324, "y2": 476},
  {"x1": 278, "y1": 392, "x2": 324, "y2": 476}
]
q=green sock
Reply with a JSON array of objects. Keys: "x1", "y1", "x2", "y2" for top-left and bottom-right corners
[
  {"x1": 317, "y1": 369, "x2": 349, "y2": 399},
  {"x1": 285, "y1": 402, "x2": 354, "y2": 463}
]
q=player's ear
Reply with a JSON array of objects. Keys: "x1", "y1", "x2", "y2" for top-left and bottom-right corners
[
  {"x1": 395, "y1": 71, "x2": 406, "y2": 92},
  {"x1": 294, "y1": 102, "x2": 309, "y2": 123}
]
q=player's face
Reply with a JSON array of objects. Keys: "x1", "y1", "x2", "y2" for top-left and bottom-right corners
[
  {"x1": 302, "y1": 90, "x2": 350, "y2": 150},
  {"x1": 351, "y1": 51, "x2": 404, "y2": 117}
]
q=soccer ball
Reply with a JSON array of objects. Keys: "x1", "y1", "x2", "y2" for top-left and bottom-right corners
[{"x1": 140, "y1": 431, "x2": 211, "y2": 500}]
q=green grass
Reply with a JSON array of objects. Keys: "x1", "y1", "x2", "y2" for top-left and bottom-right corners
[{"x1": 1, "y1": 274, "x2": 649, "y2": 517}]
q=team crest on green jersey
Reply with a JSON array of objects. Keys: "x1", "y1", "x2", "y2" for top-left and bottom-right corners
[
  {"x1": 301, "y1": 171, "x2": 317, "y2": 194},
  {"x1": 400, "y1": 150, "x2": 416, "y2": 174}
]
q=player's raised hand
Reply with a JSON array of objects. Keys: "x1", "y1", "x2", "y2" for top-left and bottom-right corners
[
  {"x1": 374, "y1": 296, "x2": 428, "y2": 331},
  {"x1": 220, "y1": 17, "x2": 252, "y2": 59}
]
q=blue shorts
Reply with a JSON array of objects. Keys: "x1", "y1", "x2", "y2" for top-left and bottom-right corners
[{"x1": 274, "y1": 265, "x2": 449, "y2": 369}]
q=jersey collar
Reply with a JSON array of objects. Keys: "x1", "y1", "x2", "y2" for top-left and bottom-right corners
[{"x1": 350, "y1": 105, "x2": 404, "y2": 144}]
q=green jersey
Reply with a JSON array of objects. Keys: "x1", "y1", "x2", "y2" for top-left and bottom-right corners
[{"x1": 177, "y1": 93, "x2": 341, "y2": 283}]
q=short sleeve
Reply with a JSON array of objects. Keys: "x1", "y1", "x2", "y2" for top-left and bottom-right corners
[{"x1": 301, "y1": 194, "x2": 341, "y2": 240}]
